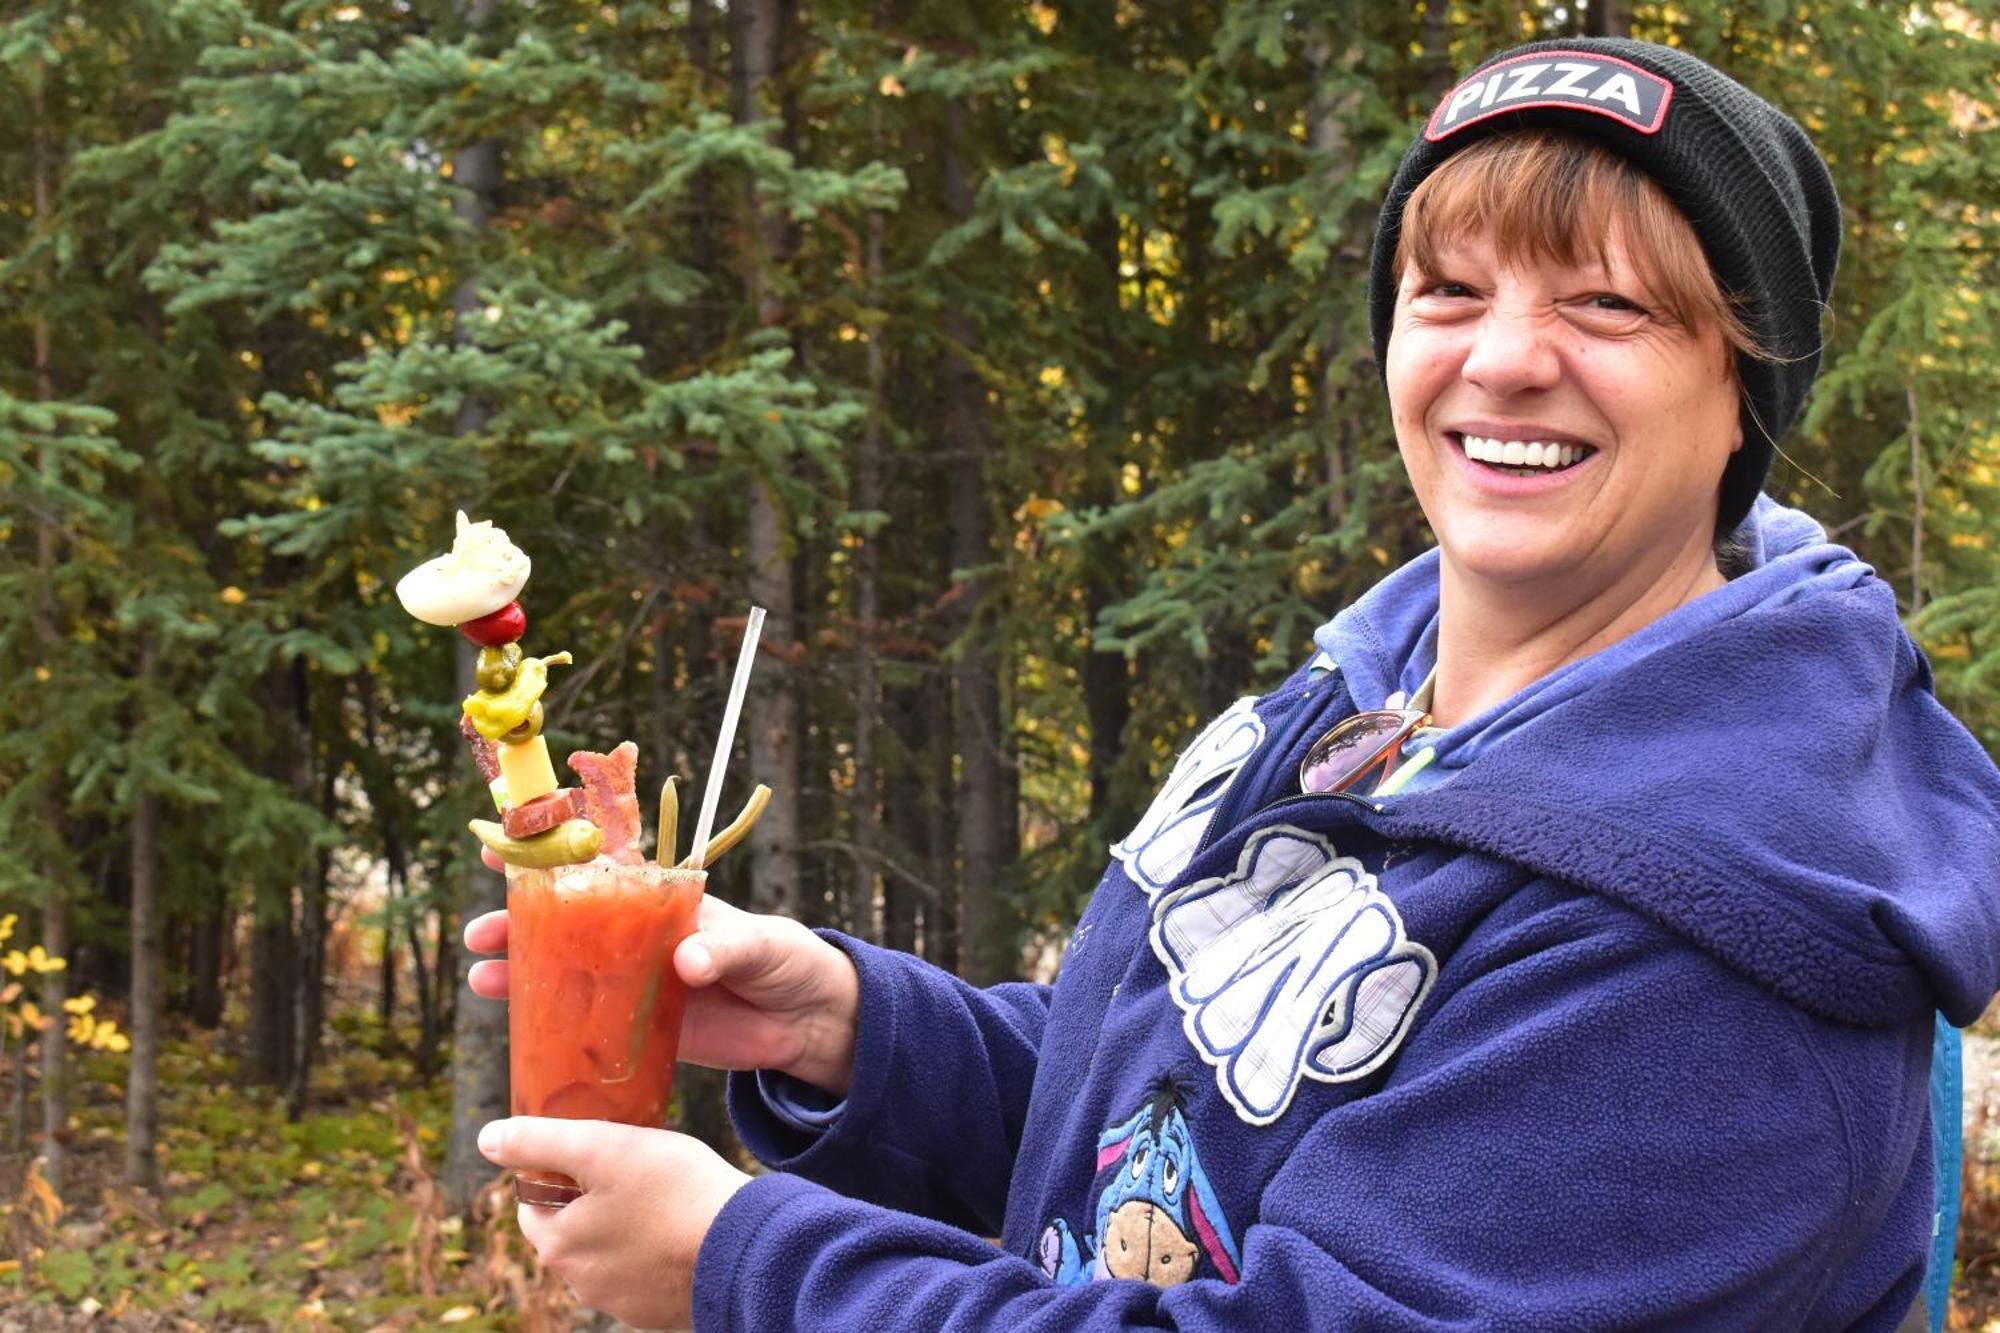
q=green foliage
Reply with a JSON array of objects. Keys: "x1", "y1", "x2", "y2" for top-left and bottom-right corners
[{"x1": 1, "y1": 0, "x2": 1996, "y2": 1029}]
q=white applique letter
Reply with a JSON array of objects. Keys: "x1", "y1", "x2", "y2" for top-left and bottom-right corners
[
  {"x1": 1151, "y1": 828, "x2": 1436, "y2": 1125},
  {"x1": 1112, "y1": 699, "x2": 1266, "y2": 895}
]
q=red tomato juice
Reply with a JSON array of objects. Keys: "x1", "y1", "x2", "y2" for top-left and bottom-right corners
[{"x1": 505, "y1": 860, "x2": 705, "y2": 1206}]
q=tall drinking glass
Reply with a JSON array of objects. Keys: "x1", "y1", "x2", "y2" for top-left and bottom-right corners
[{"x1": 504, "y1": 860, "x2": 706, "y2": 1206}]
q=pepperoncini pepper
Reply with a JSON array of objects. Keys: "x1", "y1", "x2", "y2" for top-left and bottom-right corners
[{"x1": 463, "y1": 650, "x2": 572, "y2": 741}]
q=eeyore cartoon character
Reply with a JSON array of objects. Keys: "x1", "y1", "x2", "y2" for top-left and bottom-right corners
[{"x1": 1037, "y1": 1083, "x2": 1241, "y2": 1288}]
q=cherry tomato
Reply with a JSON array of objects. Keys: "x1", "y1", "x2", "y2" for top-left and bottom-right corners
[{"x1": 459, "y1": 600, "x2": 527, "y2": 647}]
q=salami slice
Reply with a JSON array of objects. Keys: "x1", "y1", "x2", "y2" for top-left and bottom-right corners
[{"x1": 502, "y1": 787, "x2": 587, "y2": 839}]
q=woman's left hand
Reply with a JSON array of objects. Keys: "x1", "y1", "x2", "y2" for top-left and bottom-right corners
[{"x1": 478, "y1": 1117, "x2": 751, "y2": 1331}]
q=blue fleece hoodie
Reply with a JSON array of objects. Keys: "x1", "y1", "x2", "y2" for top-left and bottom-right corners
[{"x1": 694, "y1": 500, "x2": 2000, "y2": 1331}]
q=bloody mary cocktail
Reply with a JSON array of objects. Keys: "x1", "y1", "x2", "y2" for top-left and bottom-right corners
[{"x1": 506, "y1": 860, "x2": 705, "y2": 1207}]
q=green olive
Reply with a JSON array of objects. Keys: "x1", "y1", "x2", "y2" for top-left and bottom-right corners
[
  {"x1": 476, "y1": 643, "x2": 524, "y2": 693},
  {"x1": 504, "y1": 701, "x2": 544, "y2": 744}
]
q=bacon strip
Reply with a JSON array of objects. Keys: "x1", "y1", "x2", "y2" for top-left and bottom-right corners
[
  {"x1": 567, "y1": 742, "x2": 643, "y2": 864},
  {"x1": 460, "y1": 714, "x2": 500, "y2": 783}
]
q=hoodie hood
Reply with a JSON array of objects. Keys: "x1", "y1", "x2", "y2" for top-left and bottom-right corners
[{"x1": 1313, "y1": 497, "x2": 2000, "y2": 1028}]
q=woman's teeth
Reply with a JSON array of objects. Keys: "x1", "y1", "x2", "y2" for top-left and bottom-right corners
[{"x1": 1460, "y1": 434, "x2": 1590, "y2": 472}]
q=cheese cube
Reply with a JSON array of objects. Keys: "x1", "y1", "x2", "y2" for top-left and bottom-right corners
[
  {"x1": 496, "y1": 735, "x2": 558, "y2": 805},
  {"x1": 489, "y1": 777, "x2": 510, "y2": 812}
]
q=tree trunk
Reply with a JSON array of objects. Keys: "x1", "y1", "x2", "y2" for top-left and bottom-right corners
[
  {"x1": 38, "y1": 899, "x2": 68, "y2": 1193},
  {"x1": 433, "y1": 896, "x2": 455, "y2": 1044},
  {"x1": 733, "y1": 0, "x2": 804, "y2": 920},
  {"x1": 1084, "y1": 578, "x2": 1134, "y2": 839},
  {"x1": 940, "y1": 99, "x2": 1018, "y2": 986},
  {"x1": 30, "y1": 64, "x2": 70, "y2": 1197},
  {"x1": 922, "y1": 670, "x2": 960, "y2": 968},
  {"x1": 379, "y1": 893, "x2": 398, "y2": 1027},
  {"x1": 1079, "y1": 204, "x2": 1133, "y2": 847},
  {"x1": 287, "y1": 668, "x2": 331, "y2": 1121},
  {"x1": 7, "y1": 1022, "x2": 26, "y2": 1153},
  {"x1": 444, "y1": 635, "x2": 509, "y2": 1217},
  {"x1": 409, "y1": 901, "x2": 439, "y2": 1078},
  {"x1": 439, "y1": 0, "x2": 512, "y2": 1218},
  {"x1": 188, "y1": 883, "x2": 224, "y2": 1029},
  {"x1": 848, "y1": 187, "x2": 888, "y2": 942},
  {"x1": 1908, "y1": 379, "x2": 1924, "y2": 614},
  {"x1": 287, "y1": 833, "x2": 333, "y2": 1117},
  {"x1": 1585, "y1": 0, "x2": 1629, "y2": 38},
  {"x1": 246, "y1": 896, "x2": 296, "y2": 1087},
  {"x1": 125, "y1": 728, "x2": 161, "y2": 1189}
]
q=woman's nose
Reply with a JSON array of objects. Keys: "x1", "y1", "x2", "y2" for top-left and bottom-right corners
[{"x1": 1459, "y1": 307, "x2": 1562, "y2": 397}]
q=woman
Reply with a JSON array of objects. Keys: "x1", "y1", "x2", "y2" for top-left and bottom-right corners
[{"x1": 469, "y1": 37, "x2": 2000, "y2": 1330}]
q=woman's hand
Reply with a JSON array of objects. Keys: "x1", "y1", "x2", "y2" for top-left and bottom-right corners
[
  {"x1": 479, "y1": 1117, "x2": 746, "y2": 1332},
  {"x1": 464, "y1": 892, "x2": 860, "y2": 1096}
]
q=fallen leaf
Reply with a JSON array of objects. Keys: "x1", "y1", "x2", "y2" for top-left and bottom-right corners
[{"x1": 439, "y1": 1306, "x2": 478, "y2": 1323}]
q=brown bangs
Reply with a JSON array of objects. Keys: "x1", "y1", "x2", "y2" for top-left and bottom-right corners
[{"x1": 1394, "y1": 130, "x2": 1766, "y2": 359}]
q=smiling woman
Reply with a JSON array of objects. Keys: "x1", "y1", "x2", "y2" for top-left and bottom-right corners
[{"x1": 465, "y1": 36, "x2": 2000, "y2": 1333}]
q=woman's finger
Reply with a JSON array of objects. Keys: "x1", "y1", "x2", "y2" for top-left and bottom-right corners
[
  {"x1": 675, "y1": 917, "x2": 799, "y2": 991},
  {"x1": 468, "y1": 958, "x2": 509, "y2": 1000},
  {"x1": 481, "y1": 846, "x2": 505, "y2": 873},
  {"x1": 464, "y1": 909, "x2": 509, "y2": 955}
]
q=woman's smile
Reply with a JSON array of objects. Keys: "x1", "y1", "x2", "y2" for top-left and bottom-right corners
[{"x1": 1446, "y1": 427, "x2": 1600, "y2": 492}]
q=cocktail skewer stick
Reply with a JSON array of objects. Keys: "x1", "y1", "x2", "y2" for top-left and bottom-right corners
[
  {"x1": 678, "y1": 784, "x2": 771, "y2": 871},
  {"x1": 657, "y1": 775, "x2": 680, "y2": 869}
]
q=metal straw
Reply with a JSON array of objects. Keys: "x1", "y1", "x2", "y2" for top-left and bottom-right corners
[{"x1": 686, "y1": 606, "x2": 766, "y2": 872}]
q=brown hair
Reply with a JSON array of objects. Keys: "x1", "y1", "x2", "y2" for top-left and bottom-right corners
[{"x1": 1392, "y1": 130, "x2": 1768, "y2": 361}]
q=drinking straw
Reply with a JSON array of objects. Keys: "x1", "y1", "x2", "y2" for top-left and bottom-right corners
[{"x1": 687, "y1": 606, "x2": 766, "y2": 872}]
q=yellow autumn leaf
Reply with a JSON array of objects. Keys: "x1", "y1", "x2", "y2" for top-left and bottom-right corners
[
  {"x1": 1, "y1": 950, "x2": 25, "y2": 977},
  {"x1": 18, "y1": 1001, "x2": 45, "y2": 1029},
  {"x1": 25, "y1": 1166, "x2": 61, "y2": 1227},
  {"x1": 0, "y1": 982, "x2": 20, "y2": 1004},
  {"x1": 63, "y1": 994, "x2": 94, "y2": 1015},
  {"x1": 0, "y1": 912, "x2": 15, "y2": 944},
  {"x1": 219, "y1": 585, "x2": 247, "y2": 605},
  {"x1": 439, "y1": 1307, "x2": 479, "y2": 1324},
  {"x1": 103, "y1": 1032, "x2": 130, "y2": 1053},
  {"x1": 67, "y1": 1014, "x2": 92, "y2": 1043}
]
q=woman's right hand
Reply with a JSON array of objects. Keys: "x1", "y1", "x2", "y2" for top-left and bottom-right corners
[{"x1": 464, "y1": 895, "x2": 861, "y2": 1097}]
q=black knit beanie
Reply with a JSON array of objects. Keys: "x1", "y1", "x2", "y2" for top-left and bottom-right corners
[{"x1": 1367, "y1": 38, "x2": 1842, "y2": 537}]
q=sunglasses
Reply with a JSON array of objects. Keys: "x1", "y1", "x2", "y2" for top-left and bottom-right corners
[{"x1": 1298, "y1": 708, "x2": 1431, "y2": 797}]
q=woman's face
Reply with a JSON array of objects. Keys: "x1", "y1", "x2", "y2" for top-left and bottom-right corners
[{"x1": 1385, "y1": 229, "x2": 1742, "y2": 598}]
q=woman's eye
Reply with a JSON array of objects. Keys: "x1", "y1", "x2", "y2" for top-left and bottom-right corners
[
  {"x1": 1423, "y1": 281, "x2": 1475, "y2": 299},
  {"x1": 1584, "y1": 293, "x2": 1645, "y2": 313}
]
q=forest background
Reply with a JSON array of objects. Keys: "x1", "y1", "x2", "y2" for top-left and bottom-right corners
[{"x1": 2, "y1": 0, "x2": 1997, "y2": 1327}]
